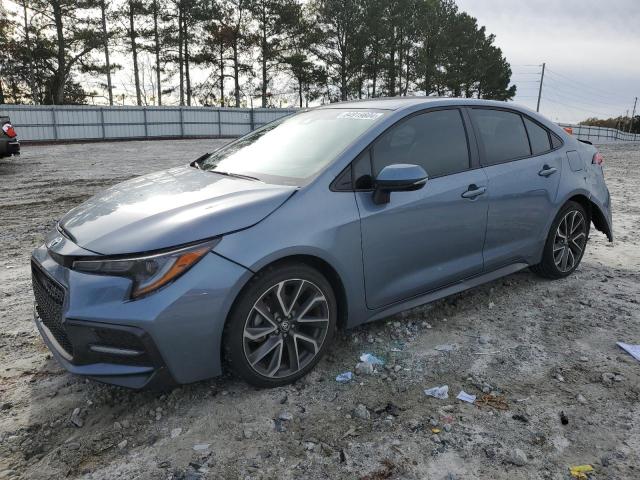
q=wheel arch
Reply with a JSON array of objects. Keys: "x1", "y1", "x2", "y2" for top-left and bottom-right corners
[{"x1": 564, "y1": 193, "x2": 612, "y2": 241}]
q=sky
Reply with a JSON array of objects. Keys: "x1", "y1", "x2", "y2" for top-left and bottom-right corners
[
  {"x1": 5, "y1": 0, "x2": 640, "y2": 123},
  {"x1": 455, "y1": 0, "x2": 640, "y2": 122}
]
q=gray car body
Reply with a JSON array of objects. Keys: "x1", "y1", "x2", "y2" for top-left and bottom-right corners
[{"x1": 32, "y1": 97, "x2": 613, "y2": 388}]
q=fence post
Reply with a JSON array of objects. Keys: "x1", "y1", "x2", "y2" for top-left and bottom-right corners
[
  {"x1": 217, "y1": 109, "x2": 222, "y2": 137},
  {"x1": 179, "y1": 107, "x2": 184, "y2": 137},
  {"x1": 100, "y1": 107, "x2": 106, "y2": 139},
  {"x1": 143, "y1": 107, "x2": 148, "y2": 138},
  {"x1": 51, "y1": 106, "x2": 59, "y2": 140},
  {"x1": 249, "y1": 108, "x2": 255, "y2": 131}
]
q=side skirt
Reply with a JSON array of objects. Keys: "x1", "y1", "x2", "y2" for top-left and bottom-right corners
[{"x1": 366, "y1": 263, "x2": 529, "y2": 324}]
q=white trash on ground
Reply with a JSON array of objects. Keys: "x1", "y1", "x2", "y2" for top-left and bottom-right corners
[
  {"x1": 456, "y1": 390, "x2": 477, "y2": 403},
  {"x1": 617, "y1": 342, "x2": 640, "y2": 362},
  {"x1": 336, "y1": 372, "x2": 353, "y2": 383},
  {"x1": 424, "y1": 385, "x2": 449, "y2": 399},
  {"x1": 359, "y1": 353, "x2": 385, "y2": 365}
]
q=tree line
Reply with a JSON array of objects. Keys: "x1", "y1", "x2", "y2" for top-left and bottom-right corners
[{"x1": 0, "y1": 0, "x2": 517, "y2": 108}]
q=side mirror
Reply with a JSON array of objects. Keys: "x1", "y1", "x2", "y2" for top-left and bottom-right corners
[{"x1": 373, "y1": 164, "x2": 428, "y2": 204}]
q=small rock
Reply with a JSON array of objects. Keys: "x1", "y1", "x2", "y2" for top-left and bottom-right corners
[
  {"x1": 554, "y1": 373, "x2": 565, "y2": 382},
  {"x1": 243, "y1": 428, "x2": 253, "y2": 439},
  {"x1": 506, "y1": 448, "x2": 528, "y2": 466},
  {"x1": 601, "y1": 373, "x2": 615, "y2": 384},
  {"x1": 117, "y1": 440, "x2": 128, "y2": 450},
  {"x1": 278, "y1": 411, "x2": 293, "y2": 421},
  {"x1": 579, "y1": 356, "x2": 588, "y2": 362},
  {"x1": 479, "y1": 336, "x2": 490, "y2": 345},
  {"x1": 488, "y1": 301, "x2": 495, "y2": 309},
  {"x1": 353, "y1": 404, "x2": 370, "y2": 420},
  {"x1": 170, "y1": 428, "x2": 182, "y2": 438},
  {"x1": 576, "y1": 394, "x2": 587, "y2": 404},
  {"x1": 303, "y1": 441, "x2": 316, "y2": 451},
  {"x1": 0, "y1": 403, "x2": 12, "y2": 411},
  {"x1": 355, "y1": 362, "x2": 374, "y2": 375},
  {"x1": 70, "y1": 408, "x2": 83, "y2": 428},
  {"x1": 193, "y1": 444, "x2": 210, "y2": 452}
]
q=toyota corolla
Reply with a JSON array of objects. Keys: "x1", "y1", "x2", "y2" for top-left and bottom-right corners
[{"x1": 31, "y1": 98, "x2": 612, "y2": 389}]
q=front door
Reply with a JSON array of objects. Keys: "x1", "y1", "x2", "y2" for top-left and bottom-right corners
[{"x1": 355, "y1": 108, "x2": 489, "y2": 309}]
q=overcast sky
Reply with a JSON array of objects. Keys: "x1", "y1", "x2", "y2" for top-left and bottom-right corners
[{"x1": 455, "y1": 0, "x2": 640, "y2": 122}]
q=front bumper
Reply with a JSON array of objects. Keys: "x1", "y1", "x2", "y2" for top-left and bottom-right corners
[{"x1": 31, "y1": 240, "x2": 252, "y2": 389}]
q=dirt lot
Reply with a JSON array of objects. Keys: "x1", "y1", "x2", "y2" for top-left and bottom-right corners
[{"x1": 0, "y1": 140, "x2": 638, "y2": 480}]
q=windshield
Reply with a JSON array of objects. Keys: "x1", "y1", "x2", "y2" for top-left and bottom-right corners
[{"x1": 196, "y1": 108, "x2": 388, "y2": 185}]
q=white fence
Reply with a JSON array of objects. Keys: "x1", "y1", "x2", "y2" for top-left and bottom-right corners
[
  {"x1": 0, "y1": 105, "x2": 297, "y2": 142},
  {"x1": 559, "y1": 123, "x2": 640, "y2": 143}
]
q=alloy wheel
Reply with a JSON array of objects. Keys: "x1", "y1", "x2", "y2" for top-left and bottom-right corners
[
  {"x1": 553, "y1": 210, "x2": 587, "y2": 273},
  {"x1": 242, "y1": 279, "x2": 330, "y2": 379}
]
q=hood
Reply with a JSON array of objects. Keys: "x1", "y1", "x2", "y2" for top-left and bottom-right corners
[{"x1": 59, "y1": 166, "x2": 297, "y2": 255}]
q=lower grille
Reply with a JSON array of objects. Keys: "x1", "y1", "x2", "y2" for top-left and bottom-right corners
[{"x1": 31, "y1": 262, "x2": 73, "y2": 356}]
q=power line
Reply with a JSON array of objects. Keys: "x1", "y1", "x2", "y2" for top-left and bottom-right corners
[{"x1": 544, "y1": 68, "x2": 625, "y2": 102}]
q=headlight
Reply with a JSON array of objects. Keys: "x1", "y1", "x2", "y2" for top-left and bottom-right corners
[{"x1": 72, "y1": 239, "x2": 219, "y2": 299}]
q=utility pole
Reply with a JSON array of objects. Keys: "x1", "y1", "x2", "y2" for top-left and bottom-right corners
[
  {"x1": 629, "y1": 97, "x2": 638, "y2": 133},
  {"x1": 536, "y1": 62, "x2": 546, "y2": 112}
]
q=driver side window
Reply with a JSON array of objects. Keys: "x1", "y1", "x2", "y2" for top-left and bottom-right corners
[{"x1": 371, "y1": 109, "x2": 471, "y2": 178}]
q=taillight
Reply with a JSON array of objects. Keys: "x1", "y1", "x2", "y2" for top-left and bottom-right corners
[
  {"x1": 563, "y1": 126, "x2": 573, "y2": 135},
  {"x1": 592, "y1": 152, "x2": 604, "y2": 165},
  {"x1": 2, "y1": 123, "x2": 17, "y2": 139}
]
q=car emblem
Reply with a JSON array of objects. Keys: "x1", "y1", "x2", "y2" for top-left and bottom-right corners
[{"x1": 47, "y1": 236, "x2": 63, "y2": 249}]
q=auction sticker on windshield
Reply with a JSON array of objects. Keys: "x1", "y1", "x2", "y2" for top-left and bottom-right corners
[{"x1": 336, "y1": 111, "x2": 384, "y2": 120}]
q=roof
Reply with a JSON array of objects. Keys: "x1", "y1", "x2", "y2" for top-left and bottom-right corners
[{"x1": 318, "y1": 96, "x2": 528, "y2": 112}]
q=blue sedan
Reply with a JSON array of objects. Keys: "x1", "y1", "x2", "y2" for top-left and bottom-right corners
[{"x1": 31, "y1": 98, "x2": 612, "y2": 388}]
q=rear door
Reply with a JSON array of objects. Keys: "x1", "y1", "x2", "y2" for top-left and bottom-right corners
[
  {"x1": 355, "y1": 108, "x2": 489, "y2": 309},
  {"x1": 468, "y1": 108, "x2": 563, "y2": 270}
]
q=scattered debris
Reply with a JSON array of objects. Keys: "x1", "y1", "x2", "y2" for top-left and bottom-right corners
[
  {"x1": 424, "y1": 385, "x2": 449, "y2": 400},
  {"x1": 170, "y1": 428, "x2": 182, "y2": 438},
  {"x1": 360, "y1": 353, "x2": 384, "y2": 365},
  {"x1": 569, "y1": 464, "x2": 594, "y2": 479},
  {"x1": 456, "y1": 391, "x2": 476, "y2": 403},
  {"x1": 353, "y1": 404, "x2": 371, "y2": 420},
  {"x1": 336, "y1": 372, "x2": 353, "y2": 383},
  {"x1": 512, "y1": 413, "x2": 529, "y2": 423},
  {"x1": 434, "y1": 344, "x2": 456, "y2": 352},
  {"x1": 477, "y1": 394, "x2": 509, "y2": 411},
  {"x1": 617, "y1": 342, "x2": 640, "y2": 362}
]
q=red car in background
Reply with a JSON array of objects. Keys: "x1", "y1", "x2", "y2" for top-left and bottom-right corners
[{"x1": 1, "y1": 116, "x2": 20, "y2": 157}]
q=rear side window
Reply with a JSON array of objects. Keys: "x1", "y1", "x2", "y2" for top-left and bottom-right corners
[
  {"x1": 471, "y1": 109, "x2": 530, "y2": 166},
  {"x1": 551, "y1": 133, "x2": 563, "y2": 149},
  {"x1": 372, "y1": 109, "x2": 470, "y2": 178},
  {"x1": 524, "y1": 117, "x2": 551, "y2": 155}
]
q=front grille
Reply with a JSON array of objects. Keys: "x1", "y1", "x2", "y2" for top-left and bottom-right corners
[{"x1": 31, "y1": 262, "x2": 73, "y2": 356}]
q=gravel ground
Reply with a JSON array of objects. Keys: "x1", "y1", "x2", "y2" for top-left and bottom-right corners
[{"x1": 0, "y1": 140, "x2": 639, "y2": 480}]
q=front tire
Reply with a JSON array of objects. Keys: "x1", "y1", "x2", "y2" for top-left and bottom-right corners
[
  {"x1": 531, "y1": 201, "x2": 590, "y2": 279},
  {"x1": 224, "y1": 262, "x2": 337, "y2": 388}
]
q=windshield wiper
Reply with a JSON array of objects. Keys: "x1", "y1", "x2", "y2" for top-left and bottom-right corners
[{"x1": 210, "y1": 170, "x2": 262, "y2": 182}]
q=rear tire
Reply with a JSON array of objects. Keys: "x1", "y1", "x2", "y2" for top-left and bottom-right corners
[
  {"x1": 531, "y1": 201, "x2": 590, "y2": 279},
  {"x1": 224, "y1": 262, "x2": 337, "y2": 388}
]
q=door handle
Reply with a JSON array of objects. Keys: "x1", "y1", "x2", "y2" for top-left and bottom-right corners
[
  {"x1": 461, "y1": 184, "x2": 487, "y2": 199},
  {"x1": 538, "y1": 165, "x2": 557, "y2": 177}
]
